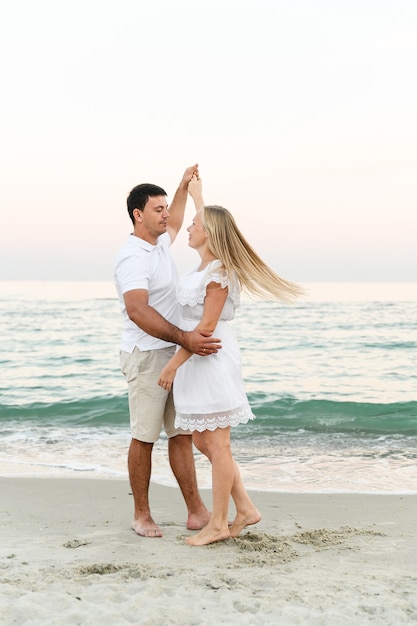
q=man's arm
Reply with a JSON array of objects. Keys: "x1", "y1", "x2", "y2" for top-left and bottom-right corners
[
  {"x1": 166, "y1": 163, "x2": 198, "y2": 242},
  {"x1": 123, "y1": 289, "x2": 221, "y2": 355}
]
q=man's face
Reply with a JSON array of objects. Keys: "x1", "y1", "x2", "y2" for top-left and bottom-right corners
[{"x1": 137, "y1": 195, "x2": 169, "y2": 243}]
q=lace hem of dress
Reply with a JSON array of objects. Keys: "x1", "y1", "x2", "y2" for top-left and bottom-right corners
[{"x1": 175, "y1": 405, "x2": 255, "y2": 432}]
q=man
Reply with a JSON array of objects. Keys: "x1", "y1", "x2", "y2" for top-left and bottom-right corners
[{"x1": 114, "y1": 164, "x2": 220, "y2": 538}]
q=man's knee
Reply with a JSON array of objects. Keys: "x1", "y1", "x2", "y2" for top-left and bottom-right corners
[
  {"x1": 169, "y1": 433, "x2": 192, "y2": 448},
  {"x1": 131, "y1": 437, "x2": 154, "y2": 448}
]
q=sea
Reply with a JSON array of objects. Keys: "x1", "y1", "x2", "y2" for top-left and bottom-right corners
[{"x1": 1, "y1": 280, "x2": 416, "y2": 494}]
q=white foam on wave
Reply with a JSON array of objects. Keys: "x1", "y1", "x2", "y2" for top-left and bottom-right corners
[{"x1": 2, "y1": 428, "x2": 417, "y2": 494}]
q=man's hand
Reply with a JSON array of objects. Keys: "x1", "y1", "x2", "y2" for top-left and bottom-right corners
[
  {"x1": 179, "y1": 164, "x2": 199, "y2": 191},
  {"x1": 182, "y1": 328, "x2": 222, "y2": 356}
]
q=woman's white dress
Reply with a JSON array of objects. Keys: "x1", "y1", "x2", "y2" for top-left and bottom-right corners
[{"x1": 173, "y1": 260, "x2": 255, "y2": 432}]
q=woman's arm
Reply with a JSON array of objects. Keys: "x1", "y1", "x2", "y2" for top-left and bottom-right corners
[
  {"x1": 158, "y1": 281, "x2": 228, "y2": 391},
  {"x1": 188, "y1": 175, "x2": 205, "y2": 211}
]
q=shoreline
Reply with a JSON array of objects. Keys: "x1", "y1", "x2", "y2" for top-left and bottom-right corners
[
  {"x1": 2, "y1": 469, "x2": 417, "y2": 496},
  {"x1": 2, "y1": 477, "x2": 417, "y2": 624}
]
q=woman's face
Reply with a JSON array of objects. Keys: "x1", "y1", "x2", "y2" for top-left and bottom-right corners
[{"x1": 187, "y1": 210, "x2": 207, "y2": 250}]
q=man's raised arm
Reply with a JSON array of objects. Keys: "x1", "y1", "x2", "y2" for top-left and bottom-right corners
[{"x1": 166, "y1": 163, "x2": 199, "y2": 242}]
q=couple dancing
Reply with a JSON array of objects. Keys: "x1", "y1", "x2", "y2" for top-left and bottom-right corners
[{"x1": 114, "y1": 165, "x2": 302, "y2": 546}]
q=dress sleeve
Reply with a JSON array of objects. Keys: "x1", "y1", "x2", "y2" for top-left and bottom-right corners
[
  {"x1": 205, "y1": 262, "x2": 240, "y2": 304},
  {"x1": 177, "y1": 261, "x2": 240, "y2": 306}
]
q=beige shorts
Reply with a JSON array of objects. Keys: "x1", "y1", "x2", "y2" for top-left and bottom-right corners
[{"x1": 120, "y1": 346, "x2": 188, "y2": 443}]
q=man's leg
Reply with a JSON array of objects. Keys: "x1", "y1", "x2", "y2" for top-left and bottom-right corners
[
  {"x1": 128, "y1": 438, "x2": 163, "y2": 537},
  {"x1": 168, "y1": 434, "x2": 211, "y2": 530},
  {"x1": 121, "y1": 347, "x2": 168, "y2": 538}
]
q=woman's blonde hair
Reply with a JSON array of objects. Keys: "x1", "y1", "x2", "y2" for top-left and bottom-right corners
[{"x1": 201, "y1": 205, "x2": 304, "y2": 302}]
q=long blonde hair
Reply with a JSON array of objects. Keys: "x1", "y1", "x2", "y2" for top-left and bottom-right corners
[{"x1": 201, "y1": 205, "x2": 304, "y2": 302}]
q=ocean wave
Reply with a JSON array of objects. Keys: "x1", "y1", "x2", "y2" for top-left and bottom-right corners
[
  {"x1": 1, "y1": 394, "x2": 416, "y2": 436},
  {"x1": 0, "y1": 396, "x2": 129, "y2": 427},
  {"x1": 246, "y1": 394, "x2": 417, "y2": 436}
]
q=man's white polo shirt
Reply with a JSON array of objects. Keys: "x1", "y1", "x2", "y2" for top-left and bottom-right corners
[{"x1": 114, "y1": 232, "x2": 179, "y2": 353}]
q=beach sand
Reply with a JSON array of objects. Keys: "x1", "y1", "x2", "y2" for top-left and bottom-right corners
[{"x1": 1, "y1": 477, "x2": 416, "y2": 625}]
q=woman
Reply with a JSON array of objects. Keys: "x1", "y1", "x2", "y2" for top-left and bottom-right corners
[{"x1": 158, "y1": 176, "x2": 303, "y2": 546}]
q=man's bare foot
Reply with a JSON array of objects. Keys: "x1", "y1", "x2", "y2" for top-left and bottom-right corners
[
  {"x1": 186, "y1": 508, "x2": 211, "y2": 530},
  {"x1": 229, "y1": 508, "x2": 261, "y2": 538},
  {"x1": 186, "y1": 524, "x2": 231, "y2": 546},
  {"x1": 131, "y1": 517, "x2": 163, "y2": 538}
]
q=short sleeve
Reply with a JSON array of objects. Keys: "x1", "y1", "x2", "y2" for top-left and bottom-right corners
[
  {"x1": 202, "y1": 262, "x2": 240, "y2": 304},
  {"x1": 116, "y1": 233, "x2": 171, "y2": 295},
  {"x1": 177, "y1": 260, "x2": 240, "y2": 307},
  {"x1": 117, "y1": 256, "x2": 149, "y2": 294}
]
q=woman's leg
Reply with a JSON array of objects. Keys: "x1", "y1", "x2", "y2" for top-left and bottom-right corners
[
  {"x1": 229, "y1": 460, "x2": 261, "y2": 537},
  {"x1": 187, "y1": 427, "x2": 233, "y2": 546},
  {"x1": 193, "y1": 431, "x2": 261, "y2": 538},
  {"x1": 192, "y1": 431, "x2": 210, "y2": 459}
]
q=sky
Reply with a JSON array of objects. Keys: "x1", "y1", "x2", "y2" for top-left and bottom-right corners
[{"x1": 1, "y1": 0, "x2": 416, "y2": 282}]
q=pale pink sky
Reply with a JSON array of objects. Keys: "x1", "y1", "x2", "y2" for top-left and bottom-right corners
[{"x1": 1, "y1": 0, "x2": 416, "y2": 281}]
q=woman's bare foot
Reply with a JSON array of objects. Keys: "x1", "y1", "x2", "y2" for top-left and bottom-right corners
[
  {"x1": 229, "y1": 508, "x2": 261, "y2": 538},
  {"x1": 186, "y1": 524, "x2": 231, "y2": 546},
  {"x1": 131, "y1": 516, "x2": 163, "y2": 538}
]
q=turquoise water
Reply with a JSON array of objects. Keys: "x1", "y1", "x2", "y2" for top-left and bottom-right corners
[{"x1": 1, "y1": 281, "x2": 416, "y2": 493}]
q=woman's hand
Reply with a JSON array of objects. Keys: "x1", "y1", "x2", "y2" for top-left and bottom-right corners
[{"x1": 158, "y1": 364, "x2": 177, "y2": 392}]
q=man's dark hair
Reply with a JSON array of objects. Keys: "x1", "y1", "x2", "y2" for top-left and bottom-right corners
[{"x1": 126, "y1": 183, "x2": 167, "y2": 225}]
